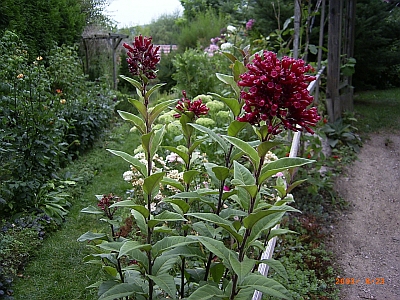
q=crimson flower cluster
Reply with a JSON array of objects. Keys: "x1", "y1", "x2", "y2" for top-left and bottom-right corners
[
  {"x1": 123, "y1": 35, "x2": 160, "y2": 80},
  {"x1": 174, "y1": 91, "x2": 209, "y2": 119},
  {"x1": 237, "y1": 51, "x2": 320, "y2": 134},
  {"x1": 98, "y1": 194, "x2": 120, "y2": 219}
]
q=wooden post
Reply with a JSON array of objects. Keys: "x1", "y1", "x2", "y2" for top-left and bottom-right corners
[{"x1": 327, "y1": 0, "x2": 341, "y2": 121}]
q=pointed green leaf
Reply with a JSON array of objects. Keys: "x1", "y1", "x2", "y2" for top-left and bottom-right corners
[
  {"x1": 98, "y1": 241, "x2": 125, "y2": 252},
  {"x1": 240, "y1": 274, "x2": 292, "y2": 300},
  {"x1": 229, "y1": 254, "x2": 256, "y2": 285},
  {"x1": 188, "y1": 213, "x2": 242, "y2": 243},
  {"x1": 233, "y1": 60, "x2": 247, "y2": 82},
  {"x1": 268, "y1": 228, "x2": 297, "y2": 240},
  {"x1": 187, "y1": 284, "x2": 224, "y2": 299},
  {"x1": 161, "y1": 177, "x2": 185, "y2": 192},
  {"x1": 210, "y1": 263, "x2": 225, "y2": 283},
  {"x1": 257, "y1": 141, "x2": 281, "y2": 157},
  {"x1": 119, "y1": 75, "x2": 142, "y2": 89},
  {"x1": 188, "y1": 137, "x2": 207, "y2": 155},
  {"x1": 211, "y1": 166, "x2": 230, "y2": 181},
  {"x1": 141, "y1": 131, "x2": 153, "y2": 154},
  {"x1": 216, "y1": 73, "x2": 240, "y2": 97},
  {"x1": 148, "y1": 211, "x2": 187, "y2": 228},
  {"x1": 118, "y1": 241, "x2": 149, "y2": 258},
  {"x1": 163, "y1": 146, "x2": 189, "y2": 165},
  {"x1": 247, "y1": 212, "x2": 285, "y2": 247},
  {"x1": 150, "y1": 125, "x2": 166, "y2": 158},
  {"x1": 117, "y1": 110, "x2": 146, "y2": 134},
  {"x1": 80, "y1": 205, "x2": 103, "y2": 214},
  {"x1": 98, "y1": 282, "x2": 138, "y2": 300},
  {"x1": 145, "y1": 83, "x2": 167, "y2": 100},
  {"x1": 224, "y1": 136, "x2": 260, "y2": 169},
  {"x1": 192, "y1": 221, "x2": 221, "y2": 239},
  {"x1": 183, "y1": 170, "x2": 200, "y2": 185},
  {"x1": 228, "y1": 120, "x2": 247, "y2": 137},
  {"x1": 190, "y1": 123, "x2": 229, "y2": 154},
  {"x1": 109, "y1": 201, "x2": 150, "y2": 219},
  {"x1": 152, "y1": 255, "x2": 178, "y2": 275},
  {"x1": 243, "y1": 206, "x2": 300, "y2": 229},
  {"x1": 148, "y1": 98, "x2": 176, "y2": 125},
  {"x1": 143, "y1": 172, "x2": 165, "y2": 196},
  {"x1": 163, "y1": 198, "x2": 190, "y2": 214},
  {"x1": 192, "y1": 236, "x2": 235, "y2": 269},
  {"x1": 152, "y1": 236, "x2": 195, "y2": 257},
  {"x1": 236, "y1": 184, "x2": 258, "y2": 198},
  {"x1": 259, "y1": 258, "x2": 289, "y2": 283},
  {"x1": 286, "y1": 179, "x2": 307, "y2": 194},
  {"x1": 77, "y1": 231, "x2": 107, "y2": 242},
  {"x1": 128, "y1": 98, "x2": 147, "y2": 119},
  {"x1": 107, "y1": 149, "x2": 147, "y2": 176},
  {"x1": 132, "y1": 209, "x2": 147, "y2": 233},
  {"x1": 233, "y1": 161, "x2": 255, "y2": 185},
  {"x1": 259, "y1": 157, "x2": 314, "y2": 183}
]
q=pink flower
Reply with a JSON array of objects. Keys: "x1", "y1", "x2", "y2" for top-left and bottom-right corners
[
  {"x1": 246, "y1": 19, "x2": 255, "y2": 31},
  {"x1": 123, "y1": 35, "x2": 160, "y2": 80},
  {"x1": 223, "y1": 185, "x2": 231, "y2": 191},
  {"x1": 237, "y1": 51, "x2": 320, "y2": 135},
  {"x1": 174, "y1": 91, "x2": 209, "y2": 119}
]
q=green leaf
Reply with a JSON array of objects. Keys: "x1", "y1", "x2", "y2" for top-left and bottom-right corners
[
  {"x1": 98, "y1": 241, "x2": 125, "y2": 252},
  {"x1": 148, "y1": 211, "x2": 187, "y2": 229},
  {"x1": 211, "y1": 166, "x2": 230, "y2": 181},
  {"x1": 152, "y1": 236, "x2": 195, "y2": 257},
  {"x1": 228, "y1": 120, "x2": 247, "y2": 137},
  {"x1": 152, "y1": 255, "x2": 178, "y2": 275},
  {"x1": 145, "y1": 83, "x2": 167, "y2": 100},
  {"x1": 163, "y1": 146, "x2": 189, "y2": 165},
  {"x1": 170, "y1": 191, "x2": 200, "y2": 199},
  {"x1": 268, "y1": 228, "x2": 297, "y2": 240},
  {"x1": 161, "y1": 177, "x2": 185, "y2": 192},
  {"x1": 233, "y1": 161, "x2": 255, "y2": 186},
  {"x1": 150, "y1": 125, "x2": 166, "y2": 158},
  {"x1": 216, "y1": 73, "x2": 240, "y2": 97},
  {"x1": 229, "y1": 254, "x2": 256, "y2": 285},
  {"x1": 188, "y1": 213, "x2": 242, "y2": 243},
  {"x1": 148, "y1": 98, "x2": 176, "y2": 126},
  {"x1": 210, "y1": 263, "x2": 225, "y2": 283},
  {"x1": 216, "y1": 95, "x2": 243, "y2": 117},
  {"x1": 119, "y1": 75, "x2": 142, "y2": 90},
  {"x1": 118, "y1": 241, "x2": 150, "y2": 258},
  {"x1": 247, "y1": 212, "x2": 285, "y2": 248},
  {"x1": 259, "y1": 157, "x2": 315, "y2": 183},
  {"x1": 187, "y1": 284, "x2": 224, "y2": 299},
  {"x1": 233, "y1": 60, "x2": 247, "y2": 82},
  {"x1": 163, "y1": 198, "x2": 190, "y2": 214},
  {"x1": 109, "y1": 201, "x2": 150, "y2": 218},
  {"x1": 259, "y1": 258, "x2": 288, "y2": 282},
  {"x1": 192, "y1": 221, "x2": 221, "y2": 239},
  {"x1": 143, "y1": 172, "x2": 165, "y2": 196},
  {"x1": 128, "y1": 98, "x2": 147, "y2": 119},
  {"x1": 183, "y1": 170, "x2": 200, "y2": 185},
  {"x1": 77, "y1": 231, "x2": 107, "y2": 242},
  {"x1": 240, "y1": 274, "x2": 293, "y2": 300},
  {"x1": 141, "y1": 131, "x2": 153, "y2": 154},
  {"x1": 117, "y1": 110, "x2": 146, "y2": 134},
  {"x1": 164, "y1": 245, "x2": 205, "y2": 259},
  {"x1": 107, "y1": 149, "x2": 147, "y2": 176},
  {"x1": 132, "y1": 209, "x2": 147, "y2": 233},
  {"x1": 80, "y1": 205, "x2": 103, "y2": 214},
  {"x1": 190, "y1": 123, "x2": 229, "y2": 154},
  {"x1": 98, "y1": 282, "x2": 140, "y2": 300},
  {"x1": 257, "y1": 141, "x2": 281, "y2": 157},
  {"x1": 224, "y1": 136, "x2": 260, "y2": 169},
  {"x1": 243, "y1": 206, "x2": 300, "y2": 229},
  {"x1": 235, "y1": 184, "x2": 258, "y2": 198},
  {"x1": 192, "y1": 236, "x2": 235, "y2": 269},
  {"x1": 188, "y1": 138, "x2": 207, "y2": 155}
]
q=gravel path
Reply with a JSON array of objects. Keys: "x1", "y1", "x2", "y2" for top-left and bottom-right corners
[{"x1": 330, "y1": 131, "x2": 400, "y2": 299}]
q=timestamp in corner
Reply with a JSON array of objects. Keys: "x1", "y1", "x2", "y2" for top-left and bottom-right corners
[{"x1": 335, "y1": 277, "x2": 385, "y2": 285}]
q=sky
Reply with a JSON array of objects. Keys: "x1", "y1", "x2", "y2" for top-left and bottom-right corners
[{"x1": 105, "y1": 0, "x2": 183, "y2": 27}]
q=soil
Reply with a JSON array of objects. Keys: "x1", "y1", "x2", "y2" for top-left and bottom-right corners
[{"x1": 330, "y1": 131, "x2": 400, "y2": 300}]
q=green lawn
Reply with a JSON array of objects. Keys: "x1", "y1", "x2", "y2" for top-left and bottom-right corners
[{"x1": 354, "y1": 88, "x2": 400, "y2": 133}]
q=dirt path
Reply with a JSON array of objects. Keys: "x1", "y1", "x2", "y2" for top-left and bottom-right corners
[{"x1": 330, "y1": 131, "x2": 400, "y2": 299}]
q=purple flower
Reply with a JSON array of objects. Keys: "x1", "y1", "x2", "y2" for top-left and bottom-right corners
[
  {"x1": 123, "y1": 35, "x2": 160, "y2": 80},
  {"x1": 237, "y1": 51, "x2": 320, "y2": 134},
  {"x1": 246, "y1": 19, "x2": 255, "y2": 31}
]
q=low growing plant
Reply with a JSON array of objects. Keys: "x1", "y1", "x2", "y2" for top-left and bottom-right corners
[{"x1": 79, "y1": 35, "x2": 321, "y2": 299}]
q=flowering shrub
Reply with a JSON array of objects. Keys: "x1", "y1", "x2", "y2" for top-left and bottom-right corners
[{"x1": 79, "y1": 36, "x2": 319, "y2": 300}]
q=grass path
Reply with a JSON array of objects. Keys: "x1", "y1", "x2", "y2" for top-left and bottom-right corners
[{"x1": 12, "y1": 121, "x2": 138, "y2": 300}]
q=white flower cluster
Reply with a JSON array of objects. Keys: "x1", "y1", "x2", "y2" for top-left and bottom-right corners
[{"x1": 264, "y1": 151, "x2": 279, "y2": 163}]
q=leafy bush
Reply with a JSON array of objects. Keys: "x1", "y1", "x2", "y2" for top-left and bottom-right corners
[{"x1": 0, "y1": 31, "x2": 115, "y2": 216}]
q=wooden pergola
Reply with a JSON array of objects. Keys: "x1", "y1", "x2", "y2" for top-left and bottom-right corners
[{"x1": 82, "y1": 33, "x2": 129, "y2": 89}]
